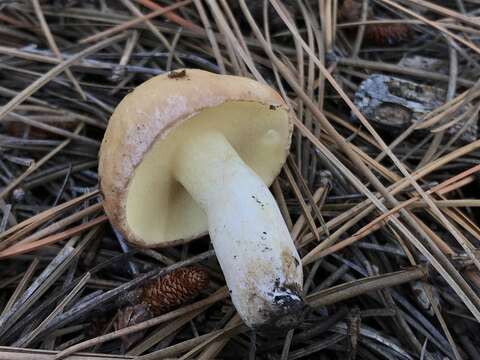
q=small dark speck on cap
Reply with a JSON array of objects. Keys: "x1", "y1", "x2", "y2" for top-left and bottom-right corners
[{"x1": 168, "y1": 69, "x2": 187, "y2": 79}]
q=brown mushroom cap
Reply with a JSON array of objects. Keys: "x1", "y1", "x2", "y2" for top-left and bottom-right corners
[{"x1": 99, "y1": 69, "x2": 293, "y2": 247}]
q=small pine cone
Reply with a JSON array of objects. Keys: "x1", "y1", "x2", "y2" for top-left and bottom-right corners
[
  {"x1": 141, "y1": 266, "x2": 209, "y2": 316},
  {"x1": 364, "y1": 23, "x2": 412, "y2": 46},
  {"x1": 338, "y1": 0, "x2": 412, "y2": 46}
]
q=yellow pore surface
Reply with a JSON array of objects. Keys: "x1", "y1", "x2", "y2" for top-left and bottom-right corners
[{"x1": 126, "y1": 101, "x2": 290, "y2": 246}]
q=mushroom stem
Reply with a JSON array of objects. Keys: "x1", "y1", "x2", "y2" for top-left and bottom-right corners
[{"x1": 174, "y1": 130, "x2": 304, "y2": 329}]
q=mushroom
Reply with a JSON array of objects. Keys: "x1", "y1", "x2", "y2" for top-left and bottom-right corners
[{"x1": 99, "y1": 69, "x2": 304, "y2": 329}]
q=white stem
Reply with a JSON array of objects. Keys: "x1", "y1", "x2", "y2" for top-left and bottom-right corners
[{"x1": 174, "y1": 130, "x2": 303, "y2": 328}]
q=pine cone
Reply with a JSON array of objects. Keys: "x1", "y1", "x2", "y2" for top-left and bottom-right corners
[
  {"x1": 364, "y1": 23, "x2": 412, "y2": 46},
  {"x1": 141, "y1": 266, "x2": 209, "y2": 316},
  {"x1": 338, "y1": 0, "x2": 412, "y2": 46}
]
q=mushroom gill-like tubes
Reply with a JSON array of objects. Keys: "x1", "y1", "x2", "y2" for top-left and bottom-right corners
[{"x1": 174, "y1": 129, "x2": 304, "y2": 328}]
